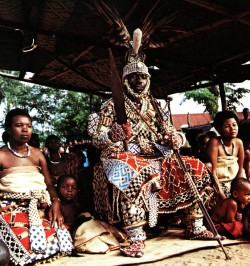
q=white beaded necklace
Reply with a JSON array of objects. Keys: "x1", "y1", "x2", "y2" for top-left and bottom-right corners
[
  {"x1": 7, "y1": 142, "x2": 30, "y2": 158},
  {"x1": 47, "y1": 152, "x2": 61, "y2": 164}
]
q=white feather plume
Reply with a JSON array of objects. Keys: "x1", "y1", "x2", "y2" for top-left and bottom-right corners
[{"x1": 133, "y1": 28, "x2": 142, "y2": 55}]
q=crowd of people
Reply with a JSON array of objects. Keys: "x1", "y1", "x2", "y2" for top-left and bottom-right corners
[{"x1": 1, "y1": 28, "x2": 250, "y2": 265}]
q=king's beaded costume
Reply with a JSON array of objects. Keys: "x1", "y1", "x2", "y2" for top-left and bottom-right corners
[{"x1": 88, "y1": 29, "x2": 215, "y2": 257}]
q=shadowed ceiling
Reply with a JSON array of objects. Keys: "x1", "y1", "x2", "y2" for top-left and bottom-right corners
[{"x1": 1, "y1": 0, "x2": 250, "y2": 99}]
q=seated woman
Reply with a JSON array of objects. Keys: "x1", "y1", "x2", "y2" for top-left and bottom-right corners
[
  {"x1": 205, "y1": 110, "x2": 246, "y2": 200},
  {"x1": 0, "y1": 108, "x2": 73, "y2": 266}
]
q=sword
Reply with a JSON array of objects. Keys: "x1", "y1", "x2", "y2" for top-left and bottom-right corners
[{"x1": 108, "y1": 48, "x2": 128, "y2": 151}]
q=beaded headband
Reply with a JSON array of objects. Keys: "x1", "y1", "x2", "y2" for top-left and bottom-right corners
[{"x1": 122, "y1": 29, "x2": 150, "y2": 78}]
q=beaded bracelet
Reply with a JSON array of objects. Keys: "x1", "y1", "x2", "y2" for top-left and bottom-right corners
[{"x1": 51, "y1": 197, "x2": 61, "y2": 202}]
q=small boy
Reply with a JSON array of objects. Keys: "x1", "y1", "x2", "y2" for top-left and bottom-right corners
[
  {"x1": 210, "y1": 177, "x2": 250, "y2": 239},
  {"x1": 56, "y1": 174, "x2": 82, "y2": 228},
  {"x1": 205, "y1": 110, "x2": 246, "y2": 200}
]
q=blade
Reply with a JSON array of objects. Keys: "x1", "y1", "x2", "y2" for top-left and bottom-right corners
[{"x1": 109, "y1": 48, "x2": 127, "y2": 125}]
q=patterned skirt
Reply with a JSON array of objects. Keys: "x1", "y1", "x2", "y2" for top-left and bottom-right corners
[
  {"x1": 0, "y1": 195, "x2": 73, "y2": 266},
  {"x1": 93, "y1": 152, "x2": 212, "y2": 224}
]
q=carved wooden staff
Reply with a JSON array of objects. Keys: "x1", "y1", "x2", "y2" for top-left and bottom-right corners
[
  {"x1": 152, "y1": 96, "x2": 230, "y2": 259},
  {"x1": 174, "y1": 149, "x2": 230, "y2": 260}
]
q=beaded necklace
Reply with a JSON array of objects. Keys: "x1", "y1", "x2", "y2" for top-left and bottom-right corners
[
  {"x1": 220, "y1": 139, "x2": 234, "y2": 156},
  {"x1": 47, "y1": 151, "x2": 61, "y2": 164},
  {"x1": 7, "y1": 142, "x2": 30, "y2": 158}
]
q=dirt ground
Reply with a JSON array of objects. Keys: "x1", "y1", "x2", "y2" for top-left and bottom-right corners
[{"x1": 143, "y1": 243, "x2": 250, "y2": 266}]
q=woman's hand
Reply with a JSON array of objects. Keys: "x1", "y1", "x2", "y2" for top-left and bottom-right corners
[{"x1": 49, "y1": 198, "x2": 64, "y2": 228}]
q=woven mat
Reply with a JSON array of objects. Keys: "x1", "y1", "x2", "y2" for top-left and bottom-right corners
[{"x1": 48, "y1": 229, "x2": 249, "y2": 266}]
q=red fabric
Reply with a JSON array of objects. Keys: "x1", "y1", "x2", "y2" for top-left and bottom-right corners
[
  {"x1": 109, "y1": 152, "x2": 152, "y2": 171},
  {"x1": 107, "y1": 152, "x2": 210, "y2": 214},
  {"x1": 159, "y1": 155, "x2": 206, "y2": 198},
  {"x1": 215, "y1": 221, "x2": 243, "y2": 239},
  {"x1": 1, "y1": 212, "x2": 58, "y2": 251}
]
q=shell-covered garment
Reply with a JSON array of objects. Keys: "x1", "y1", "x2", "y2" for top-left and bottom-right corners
[
  {"x1": 88, "y1": 95, "x2": 212, "y2": 226},
  {"x1": 0, "y1": 166, "x2": 73, "y2": 266},
  {"x1": 88, "y1": 95, "x2": 176, "y2": 157}
]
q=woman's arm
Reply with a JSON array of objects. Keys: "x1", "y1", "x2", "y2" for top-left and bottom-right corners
[
  {"x1": 205, "y1": 137, "x2": 226, "y2": 199},
  {"x1": 236, "y1": 138, "x2": 246, "y2": 178},
  {"x1": 244, "y1": 150, "x2": 250, "y2": 179},
  {"x1": 38, "y1": 150, "x2": 64, "y2": 228}
]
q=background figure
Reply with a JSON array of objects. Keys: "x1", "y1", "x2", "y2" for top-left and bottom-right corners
[
  {"x1": 196, "y1": 133, "x2": 210, "y2": 163},
  {"x1": 240, "y1": 107, "x2": 250, "y2": 123},
  {"x1": 205, "y1": 110, "x2": 246, "y2": 201},
  {"x1": 185, "y1": 128, "x2": 204, "y2": 157},
  {"x1": 28, "y1": 132, "x2": 40, "y2": 148},
  {"x1": 77, "y1": 144, "x2": 100, "y2": 213},
  {"x1": 238, "y1": 107, "x2": 250, "y2": 143},
  {"x1": 1, "y1": 130, "x2": 10, "y2": 144},
  {"x1": 210, "y1": 177, "x2": 250, "y2": 239},
  {"x1": 44, "y1": 135, "x2": 82, "y2": 185}
]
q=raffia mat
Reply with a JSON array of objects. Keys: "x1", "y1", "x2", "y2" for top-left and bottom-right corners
[{"x1": 47, "y1": 229, "x2": 249, "y2": 266}]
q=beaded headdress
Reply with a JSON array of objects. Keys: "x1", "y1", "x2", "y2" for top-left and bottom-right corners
[{"x1": 122, "y1": 29, "x2": 150, "y2": 78}]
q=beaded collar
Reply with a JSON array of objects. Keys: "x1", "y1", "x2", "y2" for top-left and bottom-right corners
[
  {"x1": 220, "y1": 139, "x2": 234, "y2": 156},
  {"x1": 7, "y1": 142, "x2": 30, "y2": 158}
]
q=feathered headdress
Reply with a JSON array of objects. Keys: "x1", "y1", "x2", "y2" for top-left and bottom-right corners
[{"x1": 123, "y1": 29, "x2": 150, "y2": 78}]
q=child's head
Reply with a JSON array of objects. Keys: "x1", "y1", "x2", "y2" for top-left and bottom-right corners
[
  {"x1": 57, "y1": 174, "x2": 79, "y2": 202},
  {"x1": 213, "y1": 110, "x2": 239, "y2": 137},
  {"x1": 230, "y1": 177, "x2": 250, "y2": 205}
]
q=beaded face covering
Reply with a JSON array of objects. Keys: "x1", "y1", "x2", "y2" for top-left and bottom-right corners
[{"x1": 123, "y1": 77, "x2": 150, "y2": 101}]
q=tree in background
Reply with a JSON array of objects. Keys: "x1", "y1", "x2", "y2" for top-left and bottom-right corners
[
  {"x1": 182, "y1": 83, "x2": 249, "y2": 118},
  {"x1": 182, "y1": 87, "x2": 219, "y2": 118},
  {"x1": 0, "y1": 74, "x2": 104, "y2": 142}
]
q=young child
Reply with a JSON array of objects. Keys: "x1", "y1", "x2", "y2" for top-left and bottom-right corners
[
  {"x1": 57, "y1": 174, "x2": 82, "y2": 228},
  {"x1": 210, "y1": 177, "x2": 250, "y2": 239},
  {"x1": 205, "y1": 110, "x2": 246, "y2": 200}
]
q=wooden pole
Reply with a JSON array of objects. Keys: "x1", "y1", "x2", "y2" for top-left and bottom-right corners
[{"x1": 219, "y1": 82, "x2": 227, "y2": 111}]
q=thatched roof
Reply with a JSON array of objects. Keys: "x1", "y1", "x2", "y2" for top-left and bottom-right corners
[{"x1": 0, "y1": 0, "x2": 250, "y2": 99}]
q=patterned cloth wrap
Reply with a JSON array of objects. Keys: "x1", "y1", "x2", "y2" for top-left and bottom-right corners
[
  {"x1": 0, "y1": 166, "x2": 73, "y2": 266},
  {"x1": 98, "y1": 152, "x2": 211, "y2": 222}
]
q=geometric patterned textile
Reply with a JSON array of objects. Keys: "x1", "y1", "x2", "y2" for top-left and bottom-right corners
[
  {"x1": 154, "y1": 142, "x2": 172, "y2": 157},
  {"x1": 92, "y1": 163, "x2": 115, "y2": 224},
  {"x1": 29, "y1": 225, "x2": 47, "y2": 253},
  {"x1": 155, "y1": 154, "x2": 212, "y2": 214},
  {"x1": 0, "y1": 197, "x2": 72, "y2": 265},
  {"x1": 102, "y1": 152, "x2": 161, "y2": 200},
  {"x1": 55, "y1": 227, "x2": 73, "y2": 255}
]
